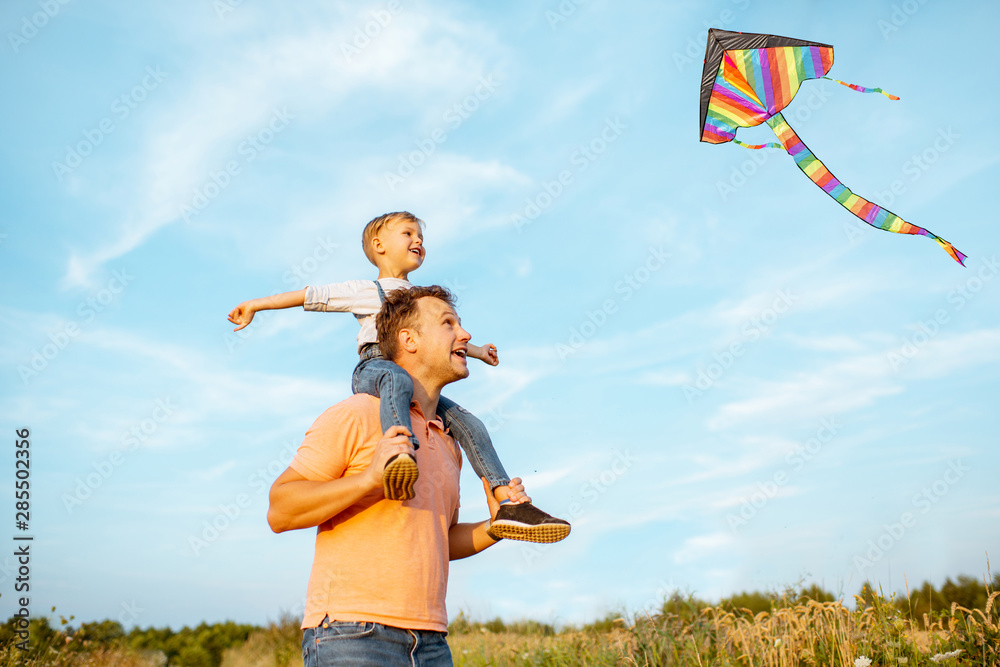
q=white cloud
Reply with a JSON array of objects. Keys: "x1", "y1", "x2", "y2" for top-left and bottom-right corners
[
  {"x1": 707, "y1": 358, "x2": 903, "y2": 431},
  {"x1": 673, "y1": 434, "x2": 797, "y2": 486},
  {"x1": 709, "y1": 327, "x2": 1000, "y2": 430},
  {"x1": 520, "y1": 465, "x2": 576, "y2": 492},
  {"x1": 533, "y1": 74, "x2": 610, "y2": 126},
  {"x1": 710, "y1": 484, "x2": 802, "y2": 511},
  {"x1": 780, "y1": 333, "x2": 868, "y2": 353},
  {"x1": 372, "y1": 153, "x2": 532, "y2": 246},
  {"x1": 188, "y1": 460, "x2": 239, "y2": 483},
  {"x1": 636, "y1": 369, "x2": 689, "y2": 386},
  {"x1": 900, "y1": 328, "x2": 1000, "y2": 379},
  {"x1": 61, "y1": 4, "x2": 511, "y2": 287},
  {"x1": 673, "y1": 532, "x2": 734, "y2": 565}
]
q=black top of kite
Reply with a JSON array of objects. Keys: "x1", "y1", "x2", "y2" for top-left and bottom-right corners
[{"x1": 699, "y1": 29, "x2": 833, "y2": 139}]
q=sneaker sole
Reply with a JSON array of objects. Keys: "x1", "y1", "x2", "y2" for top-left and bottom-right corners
[
  {"x1": 487, "y1": 520, "x2": 570, "y2": 544},
  {"x1": 382, "y1": 454, "x2": 418, "y2": 501}
]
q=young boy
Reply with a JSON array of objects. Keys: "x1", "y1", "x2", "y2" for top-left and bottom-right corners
[{"x1": 229, "y1": 211, "x2": 570, "y2": 544}]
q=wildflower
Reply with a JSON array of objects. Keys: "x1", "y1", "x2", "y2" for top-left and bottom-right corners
[
  {"x1": 855, "y1": 657, "x2": 872, "y2": 667},
  {"x1": 930, "y1": 649, "x2": 964, "y2": 663},
  {"x1": 774, "y1": 638, "x2": 782, "y2": 647},
  {"x1": 897, "y1": 659, "x2": 908, "y2": 664}
]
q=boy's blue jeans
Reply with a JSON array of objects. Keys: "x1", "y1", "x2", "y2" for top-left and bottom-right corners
[{"x1": 352, "y1": 355, "x2": 511, "y2": 490}]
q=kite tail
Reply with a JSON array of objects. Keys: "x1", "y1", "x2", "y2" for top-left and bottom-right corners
[
  {"x1": 733, "y1": 138, "x2": 783, "y2": 150},
  {"x1": 821, "y1": 76, "x2": 900, "y2": 100},
  {"x1": 765, "y1": 113, "x2": 967, "y2": 265}
]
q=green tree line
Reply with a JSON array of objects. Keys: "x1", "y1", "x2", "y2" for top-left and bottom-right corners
[{"x1": 0, "y1": 613, "x2": 256, "y2": 667}]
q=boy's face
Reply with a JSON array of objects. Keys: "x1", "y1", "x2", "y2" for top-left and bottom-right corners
[{"x1": 375, "y1": 219, "x2": 425, "y2": 273}]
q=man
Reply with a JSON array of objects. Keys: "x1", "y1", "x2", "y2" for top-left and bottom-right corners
[{"x1": 267, "y1": 285, "x2": 524, "y2": 666}]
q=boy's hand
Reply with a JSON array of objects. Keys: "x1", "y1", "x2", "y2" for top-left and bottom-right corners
[
  {"x1": 226, "y1": 289, "x2": 307, "y2": 331},
  {"x1": 469, "y1": 343, "x2": 499, "y2": 366},
  {"x1": 228, "y1": 301, "x2": 257, "y2": 331},
  {"x1": 505, "y1": 477, "x2": 530, "y2": 504},
  {"x1": 483, "y1": 344, "x2": 499, "y2": 366},
  {"x1": 482, "y1": 477, "x2": 530, "y2": 521}
]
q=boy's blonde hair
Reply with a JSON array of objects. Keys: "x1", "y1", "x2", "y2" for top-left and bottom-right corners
[{"x1": 361, "y1": 211, "x2": 424, "y2": 266}]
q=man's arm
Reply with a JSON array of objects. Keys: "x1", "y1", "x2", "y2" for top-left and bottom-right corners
[
  {"x1": 449, "y1": 516, "x2": 498, "y2": 560},
  {"x1": 228, "y1": 289, "x2": 306, "y2": 331},
  {"x1": 448, "y1": 477, "x2": 522, "y2": 560},
  {"x1": 267, "y1": 425, "x2": 415, "y2": 533}
]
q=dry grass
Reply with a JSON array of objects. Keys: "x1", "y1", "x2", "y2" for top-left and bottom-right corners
[
  {"x1": 219, "y1": 615, "x2": 301, "y2": 667},
  {"x1": 0, "y1": 643, "x2": 165, "y2": 667},
  {"x1": 620, "y1": 590, "x2": 999, "y2": 667},
  {"x1": 449, "y1": 630, "x2": 629, "y2": 666},
  {"x1": 9, "y1": 586, "x2": 997, "y2": 666},
  {"x1": 444, "y1": 589, "x2": 999, "y2": 666}
]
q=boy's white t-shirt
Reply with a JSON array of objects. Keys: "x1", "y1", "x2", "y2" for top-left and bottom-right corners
[{"x1": 303, "y1": 278, "x2": 412, "y2": 352}]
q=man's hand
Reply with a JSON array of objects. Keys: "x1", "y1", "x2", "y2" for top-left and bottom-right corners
[
  {"x1": 449, "y1": 478, "x2": 530, "y2": 559},
  {"x1": 483, "y1": 477, "x2": 501, "y2": 522},
  {"x1": 228, "y1": 301, "x2": 258, "y2": 331},
  {"x1": 366, "y1": 425, "x2": 416, "y2": 495}
]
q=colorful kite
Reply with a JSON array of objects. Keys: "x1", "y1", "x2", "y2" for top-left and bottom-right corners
[{"x1": 699, "y1": 29, "x2": 966, "y2": 265}]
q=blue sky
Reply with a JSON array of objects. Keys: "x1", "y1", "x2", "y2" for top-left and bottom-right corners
[{"x1": 2, "y1": 0, "x2": 998, "y2": 631}]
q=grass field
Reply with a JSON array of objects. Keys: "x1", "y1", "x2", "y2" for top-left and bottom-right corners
[{"x1": 4, "y1": 581, "x2": 997, "y2": 666}]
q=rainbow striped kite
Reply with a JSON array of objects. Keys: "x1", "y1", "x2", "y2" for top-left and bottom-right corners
[{"x1": 699, "y1": 29, "x2": 966, "y2": 265}]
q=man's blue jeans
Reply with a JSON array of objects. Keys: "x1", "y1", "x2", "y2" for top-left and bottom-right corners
[
  {"x1": 352, "y1": 356, "x2": 510, "y2": 489},
  {"x1": 302, "y1": 620, "x2": 452, "y2": 666}
]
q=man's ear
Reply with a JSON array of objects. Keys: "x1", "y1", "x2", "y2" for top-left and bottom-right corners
[{"x1": 398, "y1": 327, "x2": 418, "y2": 355}]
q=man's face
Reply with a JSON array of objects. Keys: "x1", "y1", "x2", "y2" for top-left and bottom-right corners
[{"x1": 412, "y1": 297, "x2": 470, "y2": 385}]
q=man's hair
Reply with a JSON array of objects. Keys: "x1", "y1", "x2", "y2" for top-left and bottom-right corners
[
  {"x1": 376, "y1": 285, "x2": 455, "y2": 362},
  {"x1": 361, "y1": 211, "x2": 424, "y2": 267}
]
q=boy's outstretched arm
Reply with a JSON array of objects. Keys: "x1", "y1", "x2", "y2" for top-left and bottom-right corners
[
  {"x1": 467, "y1": 343, "x2": 499, "y2": 366},
  {"x1": 228, "y1": 289, "x2": 306, "y2": 331}
]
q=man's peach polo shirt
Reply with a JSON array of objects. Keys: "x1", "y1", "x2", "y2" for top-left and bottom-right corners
[{"x1": 289, "y1": 394, "x2": 462, "y2": 632}]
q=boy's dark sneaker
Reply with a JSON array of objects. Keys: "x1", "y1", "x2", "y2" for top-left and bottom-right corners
[
  {"x1": 382, "y1": 453, "x2": 418, "y2": 501},
  {"x1": 486, "y1": 503, "x2": 570, "y2": 543}
]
